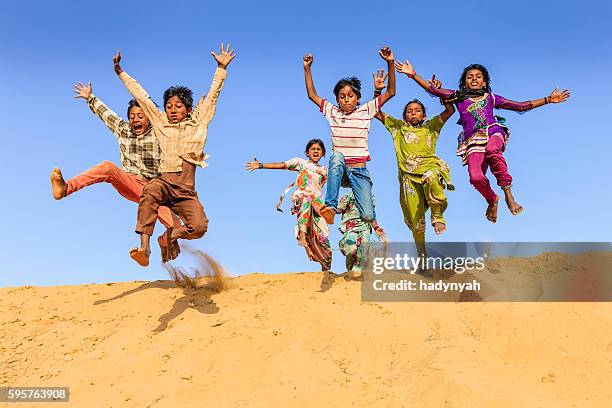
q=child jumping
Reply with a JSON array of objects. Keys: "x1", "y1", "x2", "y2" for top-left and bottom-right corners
[
  {"x1": 50, "y1": 82, "x2": 181, "y2": 258},
  {"x1": 372, "y1": 69, "x2": 455, "y2": 256},
  {"x1": 245, "y1": 139, "x2": 332, "y2": 271},
  {"x1": 114, "y1": 43, "x2": 236, "y2": 266},
  {"x1": 338, "y1": 191, "x2": 387, "y2": 273},
  {"x1": 396, "y1": 60, "x2": 570, "y2": 222},
  {"x1": 303, "y1": 47, "x2": 396, "y2": 225}
]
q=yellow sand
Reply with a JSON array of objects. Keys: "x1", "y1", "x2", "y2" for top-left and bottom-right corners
[{"x1": 1, "y1": 267, "x2": 611, "y2": 407}]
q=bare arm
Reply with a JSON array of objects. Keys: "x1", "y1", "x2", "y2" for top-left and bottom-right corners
[
  {"x1": 245, "y1": 158, "x2": 288, "y2": 171},
  {"x1": 429, "y1": 77, "x2": 456, "y2": 123},
  {"x1": 395, "y1": 59, "x2": 455, "y2": 99},
  {"x1": 303, "y1": 54, "x2": 323, "y2": 107},
  {"x1": 372, "y1": 69, "x2": 388, "y2": 123},
  {"x1": 378, "y1": 47, "x2": 396, "y2": 107}
]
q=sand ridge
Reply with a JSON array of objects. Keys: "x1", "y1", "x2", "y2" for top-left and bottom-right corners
[{"x1": 1, "y1": 268, "x2": 611, "y2": 407}]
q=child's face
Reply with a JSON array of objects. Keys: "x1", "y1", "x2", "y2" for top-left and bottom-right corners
[
  {"x1": 465, "y1": 69, "x2": 486, "y2": 90},
  {"x1": 336, "y1": 85, "x2": 360, "y2": 113},
  {"x1": 306, "y1": 143, "x2": 323, "y2": 163},
  {"x1": 128, "y1": 106, "x2": 151, "y2": 135},
  {"x1": 165, "y1": 96, "x2": 192, "y2": 124},
  {"x1": 404, "y1": 103, "x2": 425, "y2": 126}
]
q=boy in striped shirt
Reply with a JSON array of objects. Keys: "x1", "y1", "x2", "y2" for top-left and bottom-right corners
[{"x1": 303, "y1": 47, "x2": 396, "y2": 224}]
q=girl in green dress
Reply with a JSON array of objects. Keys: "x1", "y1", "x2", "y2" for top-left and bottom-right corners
[{"x1": 373, "y1": 70, "x2": 455, "y2": 256}]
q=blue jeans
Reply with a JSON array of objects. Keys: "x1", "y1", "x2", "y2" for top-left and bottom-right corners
[{"x1": 325, "y1": 151, "x2": 376, "y2": 222}]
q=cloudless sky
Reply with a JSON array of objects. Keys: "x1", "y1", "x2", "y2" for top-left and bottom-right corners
[{"x1": 1, "y1": 0, "x2": 610, "y2": 287}]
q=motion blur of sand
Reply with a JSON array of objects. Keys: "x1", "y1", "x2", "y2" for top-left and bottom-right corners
[{"x1": 1, "y1": 253, "x2": 611, "y2": 407}]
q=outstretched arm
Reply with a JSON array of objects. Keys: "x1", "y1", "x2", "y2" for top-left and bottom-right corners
[
  {"x1": 245, "y1": 158, "x2": 288, "y2": 171},
  {"x1": 74, "y1": 81, "x2": 130, "y2": 138},
  {"x1": 496, "y1": 87, "x2": 571, "y2": 112},
  {"x1": 372, "y1": 69, "x2": 389, "y2": 123},
  {"x1": 113, "y1": 50, "x2": 163, "y2": 124},
  {"x1": 377, "y1": 47, "x2": 396, "y2": 107},
  {"x1": 193, "y1": 43, "x2": 236, "y2": 124},
  {"x1": 395, "y1": 59, "x2": 455, "y2": 99},
  {"x1": 303, "y1": 54, "x2": 323, "y2": 107}
]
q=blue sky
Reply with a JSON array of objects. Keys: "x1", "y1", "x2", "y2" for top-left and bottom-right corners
[{"x1": 1, "y1": 0, "x2": 610, "y2": 287}]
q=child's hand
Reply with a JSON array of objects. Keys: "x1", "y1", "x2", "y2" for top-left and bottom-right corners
[
  {"x1": 303, "y1": 54, "x2": 314, "y2": 68},
  {"x1": 211, "y1": 43, "x2": 237, "y2": 69},
  {"x1": 73, "y1": 82, "x2": 92, "y2": 100},
  {"x1": 245, "y1": 157, "x2": 261, "y2": 171},
  {"x1": 378, "y1": 46, "x2": 394, "y2": 62},
  {"x1": 394, "y1": 59, "x2": 415, "y2": 76},
  {"x1": 373, "y1": 69, "x2": 388, "y2": 91},
  {"x1": 113, "y1": 50, "x2": 122, "y2": 75},
  {"x1": 374, "y1": 226, "x2": 388, "y2": 243},
  {"x1": 428, "y1": 74, "x2": 442, "y2": 89},
  {"x1": 548, "y1": 87, "x2": 571, "y2": 103}
]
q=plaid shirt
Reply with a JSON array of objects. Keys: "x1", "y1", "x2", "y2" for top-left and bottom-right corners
[
  {"x1": 87, "y1": 95, "x2": 161, "y2": 179},
  {"x1": 119, "y1": 67, "x2": 226, "y2": 173}
]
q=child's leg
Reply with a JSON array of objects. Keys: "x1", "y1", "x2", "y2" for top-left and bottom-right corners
[
  {"x1": 346, "y1": 167, "x2": 375, "y2": 223},
  {"x1": 399, "y1": 175, "x2": 427, "y2": 244},
  {"x1": 168, "y1": 196, "x2": 209, "y2": 241},
  {"x1": 423, "y1": 176, "x2": 448, "y2": 235},
  {"x1": 51, "y1": 161, "x2": 135, "y2": 200},
  {"x1": 324, "y1": 152, "x2": 346, "y2": 211},
  {"x1": 131, "y1": 179, "x2": 170, "y2": 267},
  {"x1": 352, "y1": 229, "x2": 371, "y2": 272},
  {"x1": 467, "y1": 152, "x2": 500, "y2": 223},
  {"x1": 485, "y1": 133, "x2": 523, "y2": 215}
]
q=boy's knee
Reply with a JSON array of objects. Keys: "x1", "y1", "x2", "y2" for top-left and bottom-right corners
[{"x1": 186, "y1": 219, "x2": 208, "y2": 239}]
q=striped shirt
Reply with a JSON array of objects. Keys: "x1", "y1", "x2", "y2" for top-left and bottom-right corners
[
  {"x1": 86, "y1": 94, "x2": 162, "y2": 179},
  {"x1": 119, "y1": 67, "x2": 226, "y2": 173},
  {"x1": 320, "y1": 96, "x2": 381, "y2": 165}
]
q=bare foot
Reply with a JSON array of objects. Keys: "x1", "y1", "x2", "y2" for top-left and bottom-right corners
[
  {"x1": 158, "y1": 230, "x2": 181, "y2": 263},
  {"x1": 502, "y1": 187, "x2": 523, "y2": 215},
  {"x1": 319, "y1": 206, "x2": 335, "y2": 225},
  {"x1": 50, "y1": 168, "x2": 67, "y2": 200},
  {"x1": 486, "y1": 195, "x2": 499, "y2": 223},
  {"x1": 129, "y1": 247, "x2": 150, "y2": 267},
  {"x1": 433, "y1": 222, "x2": 446, "y2": 235}
]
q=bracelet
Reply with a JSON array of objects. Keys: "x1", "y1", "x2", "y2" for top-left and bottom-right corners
[
  {"x1": 544, "y1": 96, "x2": 549, "y2": 104},
  {"x1": 258, "y1": 163, "x2": 264, "y2": 169},
  {"x1": 408, "y1": 71, "x2": 416, "y2": 79}
]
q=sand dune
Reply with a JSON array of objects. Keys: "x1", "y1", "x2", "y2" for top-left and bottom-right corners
[{"x1": 1, "y1": 260, "x2": 611, "y2": 407}]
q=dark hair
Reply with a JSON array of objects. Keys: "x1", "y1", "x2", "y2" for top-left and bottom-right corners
[
  {"x1": 305, "y1": 138, "x2": 326, "y2": 157},
  {"x1": 333, "y1": 77, "x2": 361, "y2": 99},
  {"x1": 458, "y1": 64, "x2": 491, "y2": 92},
  {"x1": 163, "y1": 86, "x2": 194, "y2": 110},
  {"x1": 127, "y1": 99, "x2": 141, "y2": 117},
  {"x1": 402, "y1": 99, "x2": 427, "y2": 122}
]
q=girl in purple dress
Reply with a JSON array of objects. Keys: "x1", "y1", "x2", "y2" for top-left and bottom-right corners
[{"x1": 395, "y1": 61, "x2": 570, "y2": 222}]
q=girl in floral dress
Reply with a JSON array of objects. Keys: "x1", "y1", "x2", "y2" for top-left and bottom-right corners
[
  {"x1": 246, "y1": 139, "x2": 332, "y2": 270},
  {"x1": 395, "y1": 60, "x2": 570, "y2": 222}
]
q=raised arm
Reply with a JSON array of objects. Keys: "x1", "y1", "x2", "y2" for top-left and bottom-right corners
[
  {"x1": 495, "y1": 87, "x2": 570, "y2": 112},
  {"x1": 395, "y1": 59, "x2": 456, "y2": 100},
  {"x1": 73, "y1": 81, "x2": 130, "y2": 139},
  {"x1": 303, "y1": 54, "x2": 323, "y2": 107},
  {"x1": 113, "y1": 50, "x2": 164, "y2": 124},
  {"x1": 245, "y1": 158, "x2": 288, "y2": 171},
  {"x1": 377, "y1": 47, "x2": 396, "y2": 107},
  {"x1": 192, "y1": 43, "x2": 235, "y2": 124},
  {"x1": 372, "y1": 69, "x2": 388, "y2": 123}
]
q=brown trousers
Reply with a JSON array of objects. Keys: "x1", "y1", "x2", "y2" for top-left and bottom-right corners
[{"x1": 135, "y1": 161, "x2": 208, "y2": 238}]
